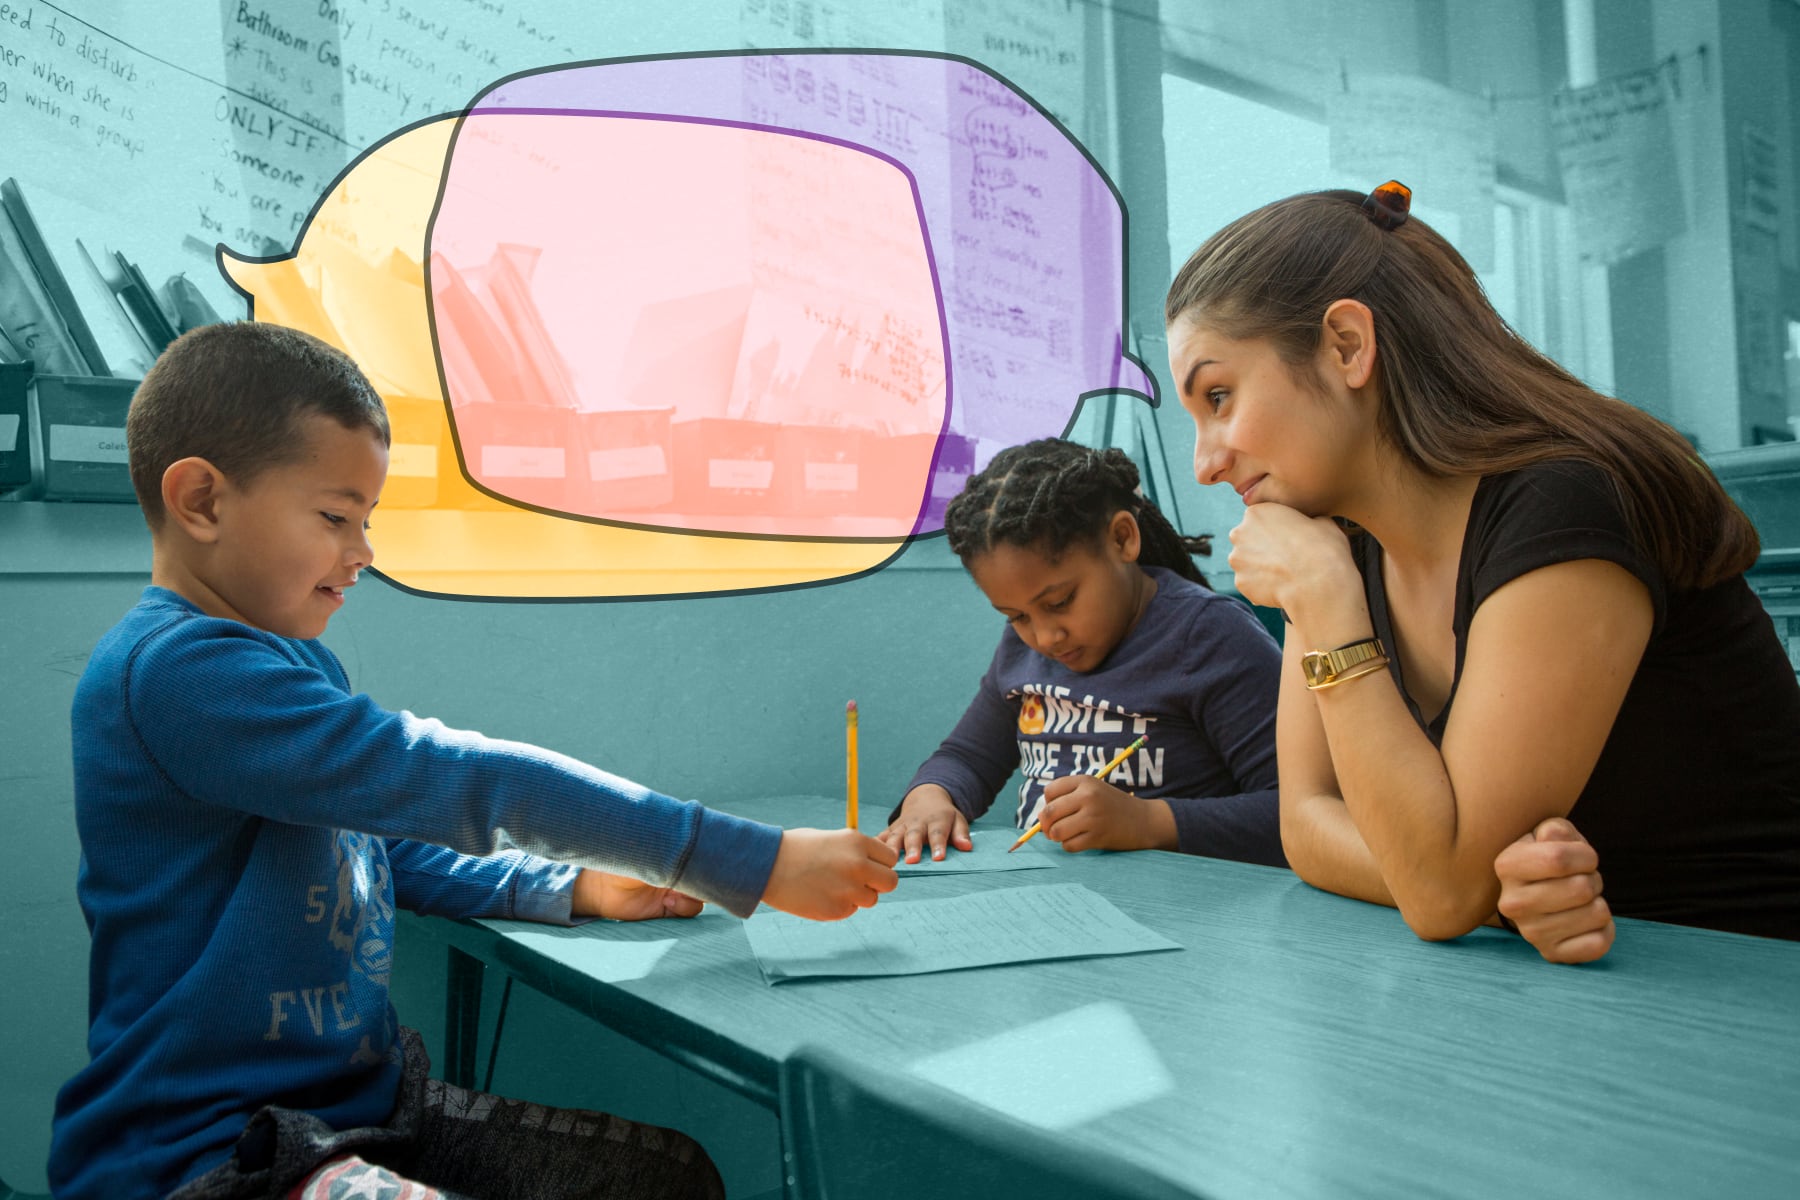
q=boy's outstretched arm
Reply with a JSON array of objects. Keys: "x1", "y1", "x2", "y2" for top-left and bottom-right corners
[
  {"x1": 387, "y1": 836, "x2": 897, "y2": 924},
  {"x1": 762, "y1": 828, "x2": 899, "y2": 920},
  {"x1": 126, "y1": 623, "x2": 763, "y2": 917},
  {"x1": 507, "y1": 830, "x2": 901, "y2": 923},
  {"x1": 387, "y1": 839, "x2": 583, "y2": 922},
  {"x1": 572, "y1": 870, "x2": 706, "y2": 921},
  {"x1": 387, "y1": 840, "x2": 704, "y2": 923},
  {"x1": 127, "y1": 617, "x2": 906, "y2": 923}
]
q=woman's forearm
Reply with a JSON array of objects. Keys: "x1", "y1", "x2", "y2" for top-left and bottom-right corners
[
  {"x1": 1281, "y1": 789, "x2": 1395, "y2": 907},
  {"x1": 1310, "y1": 676, "x2": 1494, "y2": 937},
  {"x1": 1284, "y1": 583, "x2": 1494, "y2": 937}
]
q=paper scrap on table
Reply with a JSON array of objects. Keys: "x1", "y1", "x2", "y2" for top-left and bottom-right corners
[
  {"x1": 893, "y1": 827, "x2": 1061, "y2": 874},
  {"x1": 742, "y1": 883, "x2": 1180, "y2": 984}
]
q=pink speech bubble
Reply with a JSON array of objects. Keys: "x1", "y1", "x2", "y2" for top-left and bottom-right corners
[{"x1": 431, "y1": 111, "x2": 946, "y2": 537}]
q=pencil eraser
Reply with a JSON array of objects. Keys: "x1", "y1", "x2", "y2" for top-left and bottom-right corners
[{"x1": 846, "y1": 699, "x2": 857, "y2": 713}]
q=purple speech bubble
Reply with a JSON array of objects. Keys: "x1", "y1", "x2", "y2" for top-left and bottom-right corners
[{"x1": 443, "y1": 51, "x2": 1155, "y2": 535}]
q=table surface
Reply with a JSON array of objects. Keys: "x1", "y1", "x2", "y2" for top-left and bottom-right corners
[{"x1": 405, "y1": 795, "x2": 1800, "y2": 1199}]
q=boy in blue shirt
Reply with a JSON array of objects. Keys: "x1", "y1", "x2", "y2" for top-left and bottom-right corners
[{"x1": 50, "y1": 321, "x2": 899, "y2": 1199}]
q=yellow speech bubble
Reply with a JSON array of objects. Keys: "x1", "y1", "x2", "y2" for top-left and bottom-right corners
[{"x1": 221, "y1": 117, "x2": 907, "y2": 599}]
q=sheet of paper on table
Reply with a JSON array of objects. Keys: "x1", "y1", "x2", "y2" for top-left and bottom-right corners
[
  {"x1": 742, "y1": 882, "x2": 1180, "y2": 984},
  {"x1": 892, "y1": 827, "x2": 1062, "y2": 874}
]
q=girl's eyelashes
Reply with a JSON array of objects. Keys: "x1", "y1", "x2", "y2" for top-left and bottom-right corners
[
  {"x1": 321, "y1": 512, "x2": 375, "y2": 531},
  {"x1": 1001, "y1": 590, "x2": 1074, "y2": 623},
  {"x1": 1206, "y1": 388, "x2": 1229, "y2": 412}
]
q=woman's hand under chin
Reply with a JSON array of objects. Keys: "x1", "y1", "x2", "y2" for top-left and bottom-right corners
[{"x1": 1227, "y1": 502, "x2": 1359, "y2": 615}]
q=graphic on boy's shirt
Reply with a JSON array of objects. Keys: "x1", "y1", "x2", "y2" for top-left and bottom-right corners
[
  {"x1": 220, "y1": 51, "x2": 1157, "y2": 600},
  {"x1": 1009, "y1": 683, "x2": 1164, "y2": 826},
  {"x1": 266, "y1": 832, "x2": 394, "y2": 1052},
  {"x1": 317, "y1": 831, "x2": 395, "y2": 990}
]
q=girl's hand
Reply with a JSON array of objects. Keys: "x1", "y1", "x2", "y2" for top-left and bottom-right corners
[
  {"x1": 1038, "y1": 775, "x2": 1176, "y2": 852},
  {"x1": 1227, "y1": 503, "x2": 1358, "y2": 614},
  {"x1": 1494, "y1": 818, "x2": 1615, "y2": 964},
  {"x1": 571, "y1": 870, "x2": 705, "y2": 921},
  {"x1": 879, "y1": 784, "x2": 974, "y2": 864}
]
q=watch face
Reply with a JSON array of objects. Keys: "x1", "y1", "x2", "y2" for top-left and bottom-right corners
[{"x1": 1301, "y1": 652, "x2": 1332, "y2": 686}]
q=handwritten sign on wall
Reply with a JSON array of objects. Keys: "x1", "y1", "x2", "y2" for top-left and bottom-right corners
[{"x1": 1549, "y1": 66, "x2": 1687, "y2": 267}]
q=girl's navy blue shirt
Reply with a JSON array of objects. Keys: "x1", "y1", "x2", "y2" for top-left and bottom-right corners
[{"x1": 904, "y1": 566, "x2": 1286, "y2": 866}]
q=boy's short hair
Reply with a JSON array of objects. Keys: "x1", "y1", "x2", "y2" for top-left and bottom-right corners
[{"x1": 127, "y1": 322, "x2": 391, "y2": 528}]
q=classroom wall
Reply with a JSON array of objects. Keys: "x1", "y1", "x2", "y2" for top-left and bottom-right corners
[
  {"x1": 4, "y1": 0, "x2": 1798, "y2": 1193},
  {"x1": 0, "y1": 0, "x2": 1103, "y2": 330}
]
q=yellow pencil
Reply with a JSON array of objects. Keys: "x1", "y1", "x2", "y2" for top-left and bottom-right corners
[
  {"x1": 846, "y1": 700, "x2": 859, "y2": 830},
  {"x1": 1008, "y1": 734, "x2": 1147, "y2": 852}
]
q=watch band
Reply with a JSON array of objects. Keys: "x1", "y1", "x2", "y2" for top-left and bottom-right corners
[
  {"x1": 1309, "y1": 656, "x2": 1390, "y2": 690},
  {"x1": 1301, "y1": 637, "x2": 1388, "y2": 690}
]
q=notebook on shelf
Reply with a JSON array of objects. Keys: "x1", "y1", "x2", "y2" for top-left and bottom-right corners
[
  {"x1": 112, "y1": 251, "x2": 181, "y2": 354},
  {"x1": 0, "y1": 205, "x2": 86, "y2": 376},
  {"x1": 72, "y1": 239, "x2": 159, "y2": 378},
  {"x1": 0, "y1": 177, "x2": 110, "y2": 375}
]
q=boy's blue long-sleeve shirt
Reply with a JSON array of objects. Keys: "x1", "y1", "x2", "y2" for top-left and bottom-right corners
[
  {"x1": 901, "y1": 567, "x2": 1286, "y2": 866},
  {"x1": 50, "y1": 587, "x2": 782, "y2": 1198}
]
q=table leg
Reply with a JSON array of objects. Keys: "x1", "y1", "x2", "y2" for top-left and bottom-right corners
[{"x1": 443, "y1": 945, "x2": 485, "y2": 1090}]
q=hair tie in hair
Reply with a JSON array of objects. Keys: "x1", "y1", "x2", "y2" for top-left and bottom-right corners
[{"x1": 1362, "y1": 180, "x2": 1411, "y2": 231}]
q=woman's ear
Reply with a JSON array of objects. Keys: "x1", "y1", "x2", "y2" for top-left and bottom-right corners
[
  {"x1": 160, "y1": 457, "x2": 227, "y2": 545},
  {"x1": 1319, "y1": 299, "x2": 1377, "y2": 390}
]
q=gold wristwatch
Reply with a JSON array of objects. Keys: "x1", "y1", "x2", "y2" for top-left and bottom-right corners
[{"x1": 1301, "y1": 638, "x2": 1388, "y2": 690}]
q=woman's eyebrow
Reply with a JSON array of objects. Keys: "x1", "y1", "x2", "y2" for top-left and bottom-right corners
[{"x1": 1181, "y1": 358, "x2": 1218, "y2": 400}]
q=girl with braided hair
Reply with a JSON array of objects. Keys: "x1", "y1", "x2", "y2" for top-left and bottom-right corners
[
  {"x1": 1167, "y1": 182, "x2": 1800, "y2": 963},
  {"x1": 879, "y1": 437, "x2": 1285, "y2": 867}
]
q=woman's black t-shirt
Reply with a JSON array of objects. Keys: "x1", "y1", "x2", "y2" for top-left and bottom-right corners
[{"x1": 1352, "y1": 460, "x2": 1800, "y2": 939}]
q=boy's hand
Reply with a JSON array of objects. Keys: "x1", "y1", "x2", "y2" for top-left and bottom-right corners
[
  {"x1": 879, "y1": 784, "x2": 974, "y2": 864},
  {"x1": 1038, "y1": 775, "x2": 1176, "y2": 853},
  {"x1": 571, "y1": 870, "x2": 705, "y2": 921},
  {"x1": 1494, "y1": 818, "x2": 1615, "y2": 964},
  {"x1": 764, "y1": 828, "x2": 899, "y2": 920}
]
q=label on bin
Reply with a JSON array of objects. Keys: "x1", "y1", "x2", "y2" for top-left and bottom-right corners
[
  {"x1": 0, "y1": 414, "x2": 17, "y2": 453},
  {"x1": 481, "y1": 445, "x2": 566, "y2": 478},
  {"x1": 390, "y1": 443, "x2": 438, "y2": 478},
  {"x1": 804, "y1": 462, "x2": 859, "y2": 492},
  {"x1": 50, "y1": 424, "x2": 129, "y2": 464},
  {"x1": 589, "y1": 444, "x2": 667, "y2": 481},
  {"x1": 708, "y1": 458, "x2": 774, "y2": 490}
]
